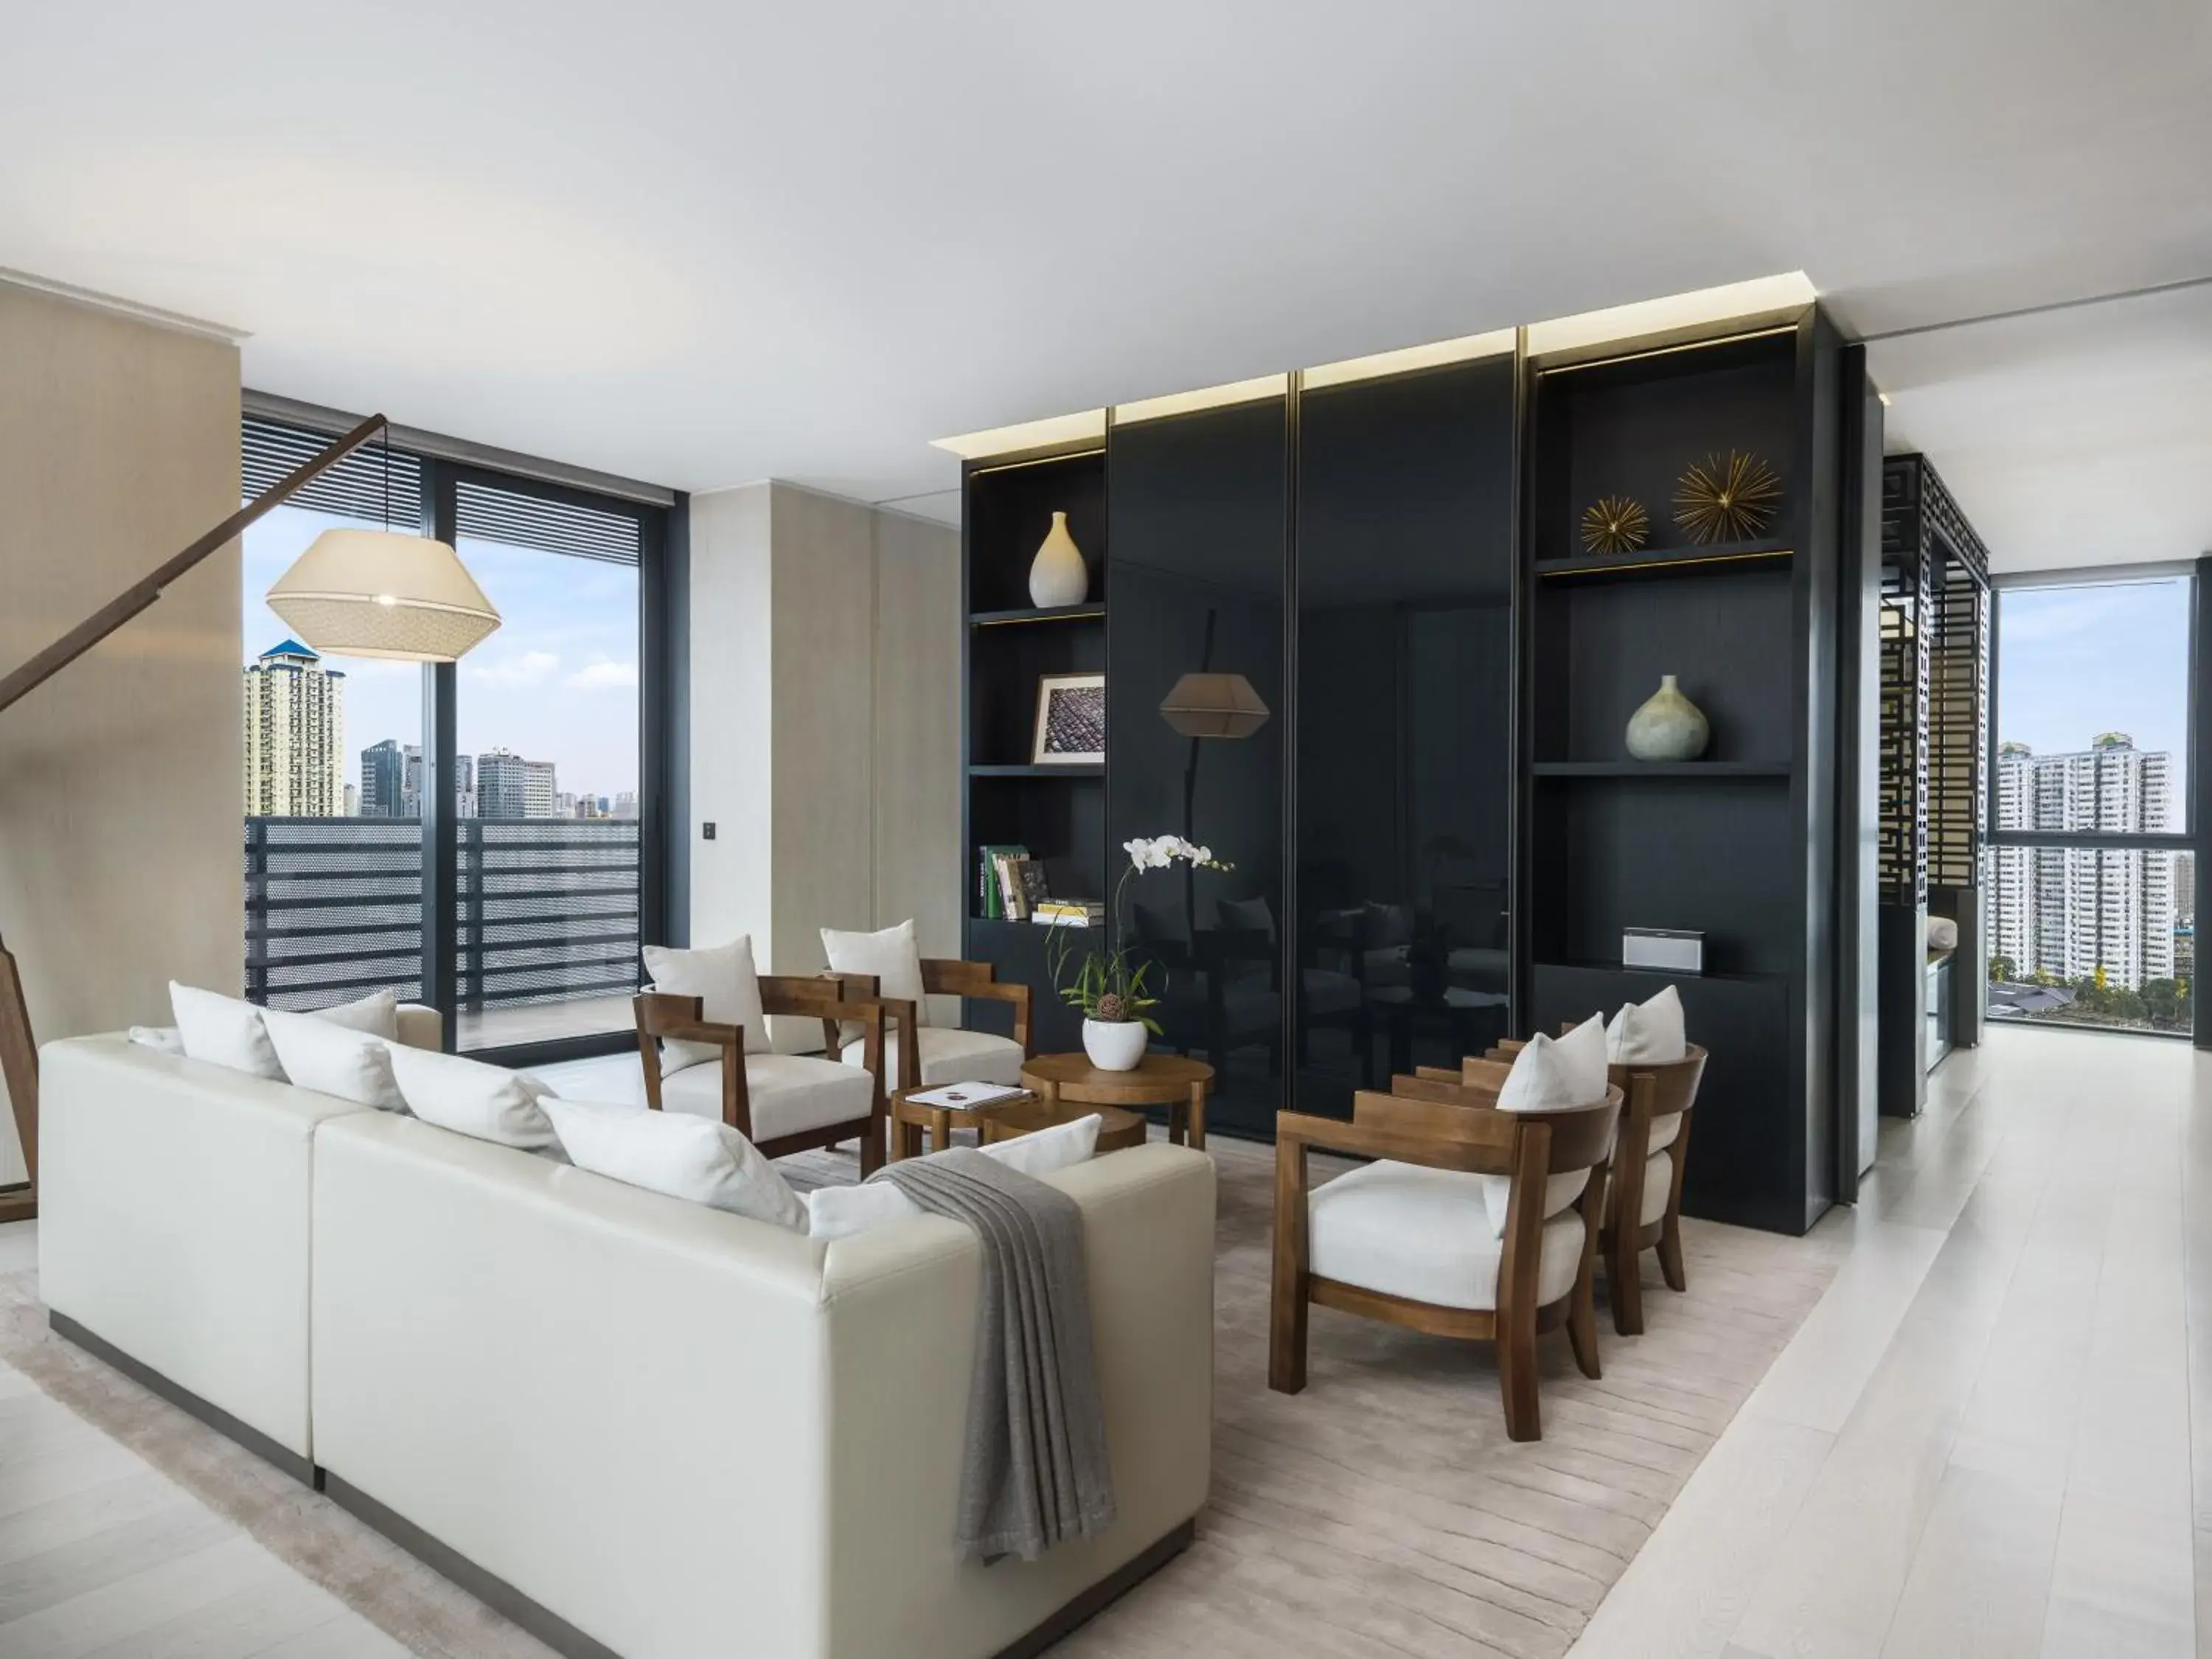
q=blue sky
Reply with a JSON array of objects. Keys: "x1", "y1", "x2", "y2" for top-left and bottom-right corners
[
  {"x1": 1996, "y1": 578, "x2": 2191, "y2": 762},
  {"x1": 243, "y1": 507, "x2": 639, "y2": 801}
]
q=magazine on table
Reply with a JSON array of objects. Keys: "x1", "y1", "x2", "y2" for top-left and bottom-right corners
[{"x1": 905, "y1": 1081, "x2": 1029, "y2": 1110}]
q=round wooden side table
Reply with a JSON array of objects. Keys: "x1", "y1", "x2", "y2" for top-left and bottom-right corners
[
  {"x1": 1018, "y1": 1053, "x2": 1214, "y2": 1150},
  {"x1": 888, "y1": 1086, "x2": 1037, "y2": 1161}
]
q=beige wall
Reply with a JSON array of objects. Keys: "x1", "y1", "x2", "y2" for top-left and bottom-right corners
[
  {"x1": 0, "y1": 282, "x2": 242, "y2": 1185},
  {"x1": 686, "y1": 481, "x2": 960, "y2": 1046}
]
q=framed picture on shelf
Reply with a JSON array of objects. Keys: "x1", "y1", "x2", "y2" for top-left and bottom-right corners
[{"x1": 1032, "y1": 672, "x2": 1105, "y2": 765}]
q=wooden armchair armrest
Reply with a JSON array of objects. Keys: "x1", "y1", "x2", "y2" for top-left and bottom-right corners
[
  {"x1": 818, "y1": 970, "x2": 922, "y2": 1088},
  {"x1": 632, "y1": 992, "x2": 754, "y2": 1134},
  {"x1": 1357, "y1": 1090, "x2": 1505, "y2": 1143},
  {"x1": 1412, "y1": 1065, "x2": 1462, "y2": 1082},
  {"x1": 766, "y1": 976, "x2": 890, "y2": 1118},
  {"x1": 1275, "y1": 1108, "x2": 1513, "y2": 1175},
  {"x1": 922, "y1": 959, "x2": 1033, "y2": 1057}
]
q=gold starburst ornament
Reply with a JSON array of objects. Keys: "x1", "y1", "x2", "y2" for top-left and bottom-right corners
[
  {"x1": 1581, "y1": 495, "x2": 1650, "y2": 556},
  {"x1": 1673, "y1": 451, "x2": 1781, "y2": 544}
]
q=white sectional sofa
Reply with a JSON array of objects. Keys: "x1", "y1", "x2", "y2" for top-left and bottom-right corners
[{"x1": 38, "y1": 1029, "x2": 1216, "y2": 1659}]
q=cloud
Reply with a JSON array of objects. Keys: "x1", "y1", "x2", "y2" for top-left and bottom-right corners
[
  {"x1": 566, "y1": 658, "x2": 637, "y2": 692},
  {"x1": 469, "y1": 650, "x2": 559, "y2": 686}
]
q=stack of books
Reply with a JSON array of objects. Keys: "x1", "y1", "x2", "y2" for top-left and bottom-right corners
[
  {"x1": 1031, "y1": 900, "x2": 1106, "y2": 928},
  {"x1": 977, "y1": 845, "x2": 1048, "y2": 919}
]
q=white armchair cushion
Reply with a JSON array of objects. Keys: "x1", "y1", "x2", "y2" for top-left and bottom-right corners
[
  {"x1": 1309, "y1": 1161, "x2": 1587, "y2": 1312},
  {"x1": 819, "y1": 919, "x2": 931, "y2": 1026},
  {"x1": 1641, "y1": 1150, "x2": 1673, "y2": 1228},
  {"x1": 1483, "y1": 1012, "x2": 1608, "y2": 1235},
  {"x1": 128, "y1": 1026, "x2": 185, "y2": 1055},
  {"x1": 541, "y1": 1100, "x2": 806, "y2": 1233},
  {"x1": 389, "y1": 1045, "x2": 560, "y2": 1153},
  {"x1": 169, "y1": 983, "x2": 284, "y2": 1080},
  {"x1": 261, "y1": 1007, "x2": 403, "y2": 1111},
  {"x1": 658, "y1": 1052, "x2": 874, "y2": 1143},
  {"x1": 1649, "y1": 1111, "x2": 1683, "y2": 1155},
  {"x1": 838, "y1": 1026, "x2": 1025, "y2": 1088},
  {"x1": 1605, "y1": 984, "x2": 1687, "y2": 1064},
  {"x1": 804, "y1": 1114, "x2": 1102, "y2": 1240},
  {"x1": 643, "y1": 937, "x2": 768, "y2": 1073}
]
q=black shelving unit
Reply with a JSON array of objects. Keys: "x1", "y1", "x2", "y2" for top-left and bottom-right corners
[
  {"x1": 961, "y1": 443, "x2": 1109, "y2": 1055},
  {"x1": 1517, "y1": 310, "x2": 1844, "y2": 1235}
]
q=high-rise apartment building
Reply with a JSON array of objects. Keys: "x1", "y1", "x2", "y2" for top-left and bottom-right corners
[
  {"x1": 361, "y1": 739, "x2": 406, "y2": 818},
  {"x1": 1991, "y1": 734, "x2": 2175, "y2": 989},
  {"x1": 243, "y1": 640, "x2": 345, "y2": 816},
  {"x1": 478, "y1": 747, "x2": 558, "y2": 818}
]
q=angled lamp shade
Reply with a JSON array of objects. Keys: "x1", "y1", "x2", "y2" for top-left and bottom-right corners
[
  {"x1": 265, "y1": 529, "x2": 501, "y2": 661},
  {"x1": 1160, "y1": 671, "x2": 1270, "y2": 739}
]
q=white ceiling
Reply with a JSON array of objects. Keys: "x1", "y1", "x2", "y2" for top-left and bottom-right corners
[{"x1": 4, "y1": 1, "x2": 2209, "y2": 552}]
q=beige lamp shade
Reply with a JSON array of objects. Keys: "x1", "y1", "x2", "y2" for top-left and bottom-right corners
[
  {"x1": 1160, "y1": 672, "x2": 1270, "y2": 739},
  {"x1": 265, "y1": 529, "x2": 501, "y2": 661}
]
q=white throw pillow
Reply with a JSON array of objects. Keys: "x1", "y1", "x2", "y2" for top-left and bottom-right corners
[
  {"x1": 389, "y1": 1045, "x2": 560, "y2": 1152},
  {"x1": 308, "y1": 988, "x2": 401, "y2": 1040},
  {"x1": 262, "y1": 1006, "x2": 404, "y2": 1110},
  {"x1": 1606, "y1": 984, "x2": 1688, "y2": 1065},
  {"x1": 641, "y1": 938, "x2": 768, "y2": 1073},
  {"x1": 128, "y1": 1026, "x2": 185, "y2": 1056},
  {"x1": 804, "y1": 1113, "x2": 1103, "y2": 1241},
  {"x1": 820, "y1": 919, "x2": 930, "y2": 1027},
  {"x1": 169, "y1": 983, "x2": 285, "y2": 1081},
  {"x1": 1484, "y1": 1014, "x2": 1609, "y2": 1237},
  {"x1": 543, "y1": 1099, "x2": 806, "y2": 1232},
  {"x1": 1926, "y1": 914, "x2": 1959, "y2": 954}
]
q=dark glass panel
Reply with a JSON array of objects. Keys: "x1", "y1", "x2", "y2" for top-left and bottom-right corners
[{"x1": 1293, "y1": 355, "x2": 1517, "y2": 1116}]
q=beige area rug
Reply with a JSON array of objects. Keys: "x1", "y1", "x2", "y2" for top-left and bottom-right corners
[{"x1": 0, "y1": 1135, "x2": 1843, "y2": 1658}]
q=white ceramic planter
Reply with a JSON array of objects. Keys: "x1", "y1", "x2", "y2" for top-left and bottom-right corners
[{"x1": 1082, "y1": 1018, "x2": 1148, "y2": 1071}]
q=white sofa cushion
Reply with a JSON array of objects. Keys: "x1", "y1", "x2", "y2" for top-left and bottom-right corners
[
  {"x1": 1481, "y1": 1013, "x2": 1607, "y2": 1236},
  {"x1": 170, "y1": 983, "x2": 284, "y2": 1080},
  {"x1": 820, "y1": 919, "x2": 930, "y2": 1026},
  {"x1": 310, "y1": 989, "x2": 402, "y2": 1040},
  {"x1": 261, "y1": 1007, "x2": 404, "y2": 1111},
  {"x1": 838, "y1": 1025, "x2": 1025, "y2": 1088},
  {"x1": 128, "y1": 1025, "x2": 185, "y2": 1055},
  {"x1": 657, "y1": 1052, "x2": 874, "y2": 1144},
  {"x1": 389, "y1": 1045, "x2": 560, "y2": 1153},
  {"x1": 542, "y1": 1099, "x2": 807, "y2": 1232},
  {"x1": 643, "y1": 937, "x2": 768, "y2": 1073},
  {"x1": 1309, "y1": 1160, "x2": 1587, "y2": 1311},
  {"x1": 803, "y1": 1113, "x2": 1102, "y2": 1241},
  {"x1": 1606, "y1": 984, "x2": 1687, "y2": 1064}
]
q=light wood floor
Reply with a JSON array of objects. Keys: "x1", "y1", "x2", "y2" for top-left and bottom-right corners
[
  {"x1": 0, "y1": 1022, "x2": 2193, "y2": 1657},
  {"x1": 1570, "y1": 1024, "x2": 2207, "y2": 1658}
]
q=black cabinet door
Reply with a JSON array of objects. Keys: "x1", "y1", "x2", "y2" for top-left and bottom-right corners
[
  {"x1": 1105, "y1": 396, "x2": 1289, "y2": 1138},
  {"x1": 1293, "y1": 355, "x2": 1517, "y2": 1117}
]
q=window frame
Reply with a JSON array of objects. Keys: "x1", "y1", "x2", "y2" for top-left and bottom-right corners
[{"x1": 1983, "y1": 561, "x2": 2201, "y2": 1042}]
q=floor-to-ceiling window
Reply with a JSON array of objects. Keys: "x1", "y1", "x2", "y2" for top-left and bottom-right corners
[
  {"x1": 1988, "y1": 571, "x2": 2194, "y2": 1035},
  {"x1": 238, "y1": 414, "x2": 670, "y2": 1063}
]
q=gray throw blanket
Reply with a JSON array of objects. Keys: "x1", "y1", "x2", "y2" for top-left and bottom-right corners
[{"x1": 873, "y1": 1147, "x2": 1116, "y2": 1562}]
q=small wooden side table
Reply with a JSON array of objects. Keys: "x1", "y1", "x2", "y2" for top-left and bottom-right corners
[
  {"x1": 888, "y1": 1086, "x2": 1036, "y2": 1161},
  {"x1": 981, "y1": 1101, "x2": 1150, "y2": 1155},
  {"x1": 1019, "y1": 1053, "x2": 1214, "y2": 1150}
]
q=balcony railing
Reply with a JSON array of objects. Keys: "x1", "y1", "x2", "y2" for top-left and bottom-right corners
[{"x1": 244, "y1": 817, "x2": 640, "y2": 1028}]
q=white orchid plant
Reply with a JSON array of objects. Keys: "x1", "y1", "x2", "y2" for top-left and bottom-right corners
[{"x1": 1046, "y1": 835, "x2": 1232, "y2": 1031}]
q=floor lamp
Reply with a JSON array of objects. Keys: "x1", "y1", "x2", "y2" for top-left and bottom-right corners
[{"x1": 0, "y1": 411, "x2": 499, "y2": 1223}]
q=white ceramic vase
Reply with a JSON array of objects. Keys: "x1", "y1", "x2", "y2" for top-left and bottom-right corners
[
  {"x1": 1028, "y1": 512, "x2": 1090, "y2": 608},
  {"x1": 1082, "y1": 1018, "x2": 1148, "y2": 1071},
  {"x1": 1625, "y1": 674, "x2": 1710, "y2": 762}
]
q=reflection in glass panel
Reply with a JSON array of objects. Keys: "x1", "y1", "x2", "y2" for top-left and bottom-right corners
[
  {"x1": 453, "y1": 503, "x2": 642, "y2": 1050},
  {"x1": 241, "y1": 504, "x2": 425, "y2": 1011},
  {"x1": 1988, "y1": 577, "x2": 2193, "y2": 1034},
  {"x1": 1294, "y1": 357, "x2": 1517, "y2": 1113}
]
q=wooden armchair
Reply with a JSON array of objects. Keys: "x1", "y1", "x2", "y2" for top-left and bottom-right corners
[
  {"x1": 1270, "y1": 1066, "x2": 1621, "y2": 1442},
  {"x1": 633, "y1": 975, "x2": 888, "y2": 1173},
  {"x1": 821, "y1": 959, "x2": 1032, "y2": 1093},
  {"x1": 1494, "y1": 1034, "x2": 1708, "y2": 1335}
]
